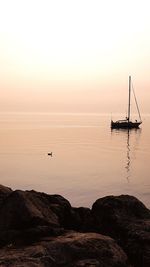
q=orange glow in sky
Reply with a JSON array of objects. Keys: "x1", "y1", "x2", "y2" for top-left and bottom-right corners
[{"x1": 0, "y1": 0, "x2": 150, "y2": 113}]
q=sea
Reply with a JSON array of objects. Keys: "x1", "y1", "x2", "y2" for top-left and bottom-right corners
[{"x1": 0, "y1": 112, "x2": 149, "y2": 208}]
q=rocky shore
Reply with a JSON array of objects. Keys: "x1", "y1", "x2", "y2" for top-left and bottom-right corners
[{"x1": 0, "y1": 184, "x2": 149, "y2": 267}]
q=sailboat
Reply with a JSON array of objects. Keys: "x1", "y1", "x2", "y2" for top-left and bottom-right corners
[{"x1": 111, "y1": 76, "x2": 142, "y2": 129}]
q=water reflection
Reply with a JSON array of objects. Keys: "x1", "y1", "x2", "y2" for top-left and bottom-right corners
[
  {"x1": 111, "y1": 128, "x2": 141, "y2": 182},
  {"x1": 125, "y1": 130, "x2": 130, "y2": 182}
]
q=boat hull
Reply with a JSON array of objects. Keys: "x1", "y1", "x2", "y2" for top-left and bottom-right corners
[{"x1": 111, "y1": 121, "x2": 142, "y2": 129}]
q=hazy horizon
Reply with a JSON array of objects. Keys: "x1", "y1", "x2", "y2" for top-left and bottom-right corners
[{"x1": 0, "y1": 0, "x2": 150, "y2": 114}]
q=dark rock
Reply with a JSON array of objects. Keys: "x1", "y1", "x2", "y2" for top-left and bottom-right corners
[
  {"x1": 0, "y1": 185, "x2": 12, "y2": 209},
  {"x1": 0, "y1": 189, "x2": 71, "y2": 246},
  {"x1": 47, "y1": 194, "x2": 72, "y2": 227},
  {"x1": 0, "y1": 232, "x2": 130, "y2": 267},
  {"x1": 0, "y1": 185, "x2": 149, "y2": 267},
  {"x1": 67, "y1": 207, "x2": 95, "y2": 232},
  {"x1": 0, "y1": 190, "x2": 59, "y2": 230},
  {"x1": 92, "y1": 195, "x2": 150, "y2": 267}
]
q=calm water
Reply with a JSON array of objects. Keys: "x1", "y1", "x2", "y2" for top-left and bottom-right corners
[{"x1": 0, "y1": 112, "x2": 149, "y2": 208}]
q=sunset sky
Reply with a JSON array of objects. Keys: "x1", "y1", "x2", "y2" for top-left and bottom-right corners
[{"x1": 0, "y1": 0, "x2": 150, "y2": 114}]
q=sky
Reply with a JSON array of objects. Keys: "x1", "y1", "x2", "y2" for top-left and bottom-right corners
[{"x1": 0, "y1": 0, "x2": 150, "y2": 114}]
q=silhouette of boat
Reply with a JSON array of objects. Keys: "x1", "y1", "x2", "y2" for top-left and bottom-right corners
[{"x1": 111, "y1": 76, "x2": 142, "y2": 129}]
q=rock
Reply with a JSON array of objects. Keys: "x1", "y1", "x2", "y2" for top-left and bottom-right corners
[
  {"x1": 0, "y1": 190, "x2": 71, "y2": 246},
  {"x1": 0, "y1": 190, "x2": 59, "y2": 230},
  {"x1": 0, "y1": 186, "x2": 149, "y2": 267},
  {"x1": 47, "y1": 194, "x2": 72, "y2": 227},
  {"x1": 67, "y1": 207, "x2": 95, "y2": 232},
  {"x1": 0, "y1": 232, "x2": 130, "y2": 267},
  {"x1": 0, "y1": 185, "x2": 12, "y2": 195},
  {"x1": 92, "y1": 195, "x2": 150, "y2": 267},
  {"x1": 0, "y1": 185, "x2": 12, "y2": 209}
]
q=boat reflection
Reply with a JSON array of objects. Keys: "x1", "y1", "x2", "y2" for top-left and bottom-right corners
[
  {"x1": 125, "y1": 130, "x2": 130, "y2": 182},
  {"x1": 111, "y1": 128, "x2": 141, "y2": 182}
]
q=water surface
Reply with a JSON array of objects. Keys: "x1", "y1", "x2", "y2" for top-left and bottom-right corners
[{"x1": 0, "y1": 112, "x2": 149, "y2": 208}]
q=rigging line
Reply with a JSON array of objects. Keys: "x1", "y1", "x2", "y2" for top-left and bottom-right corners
[{"x1": 131, "y1": 83, "x2": 142, "y2": 122}]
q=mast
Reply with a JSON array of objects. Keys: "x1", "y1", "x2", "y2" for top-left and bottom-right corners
[{"x1": 128, "y1": 76, "x2": 131, "y2": 122}]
